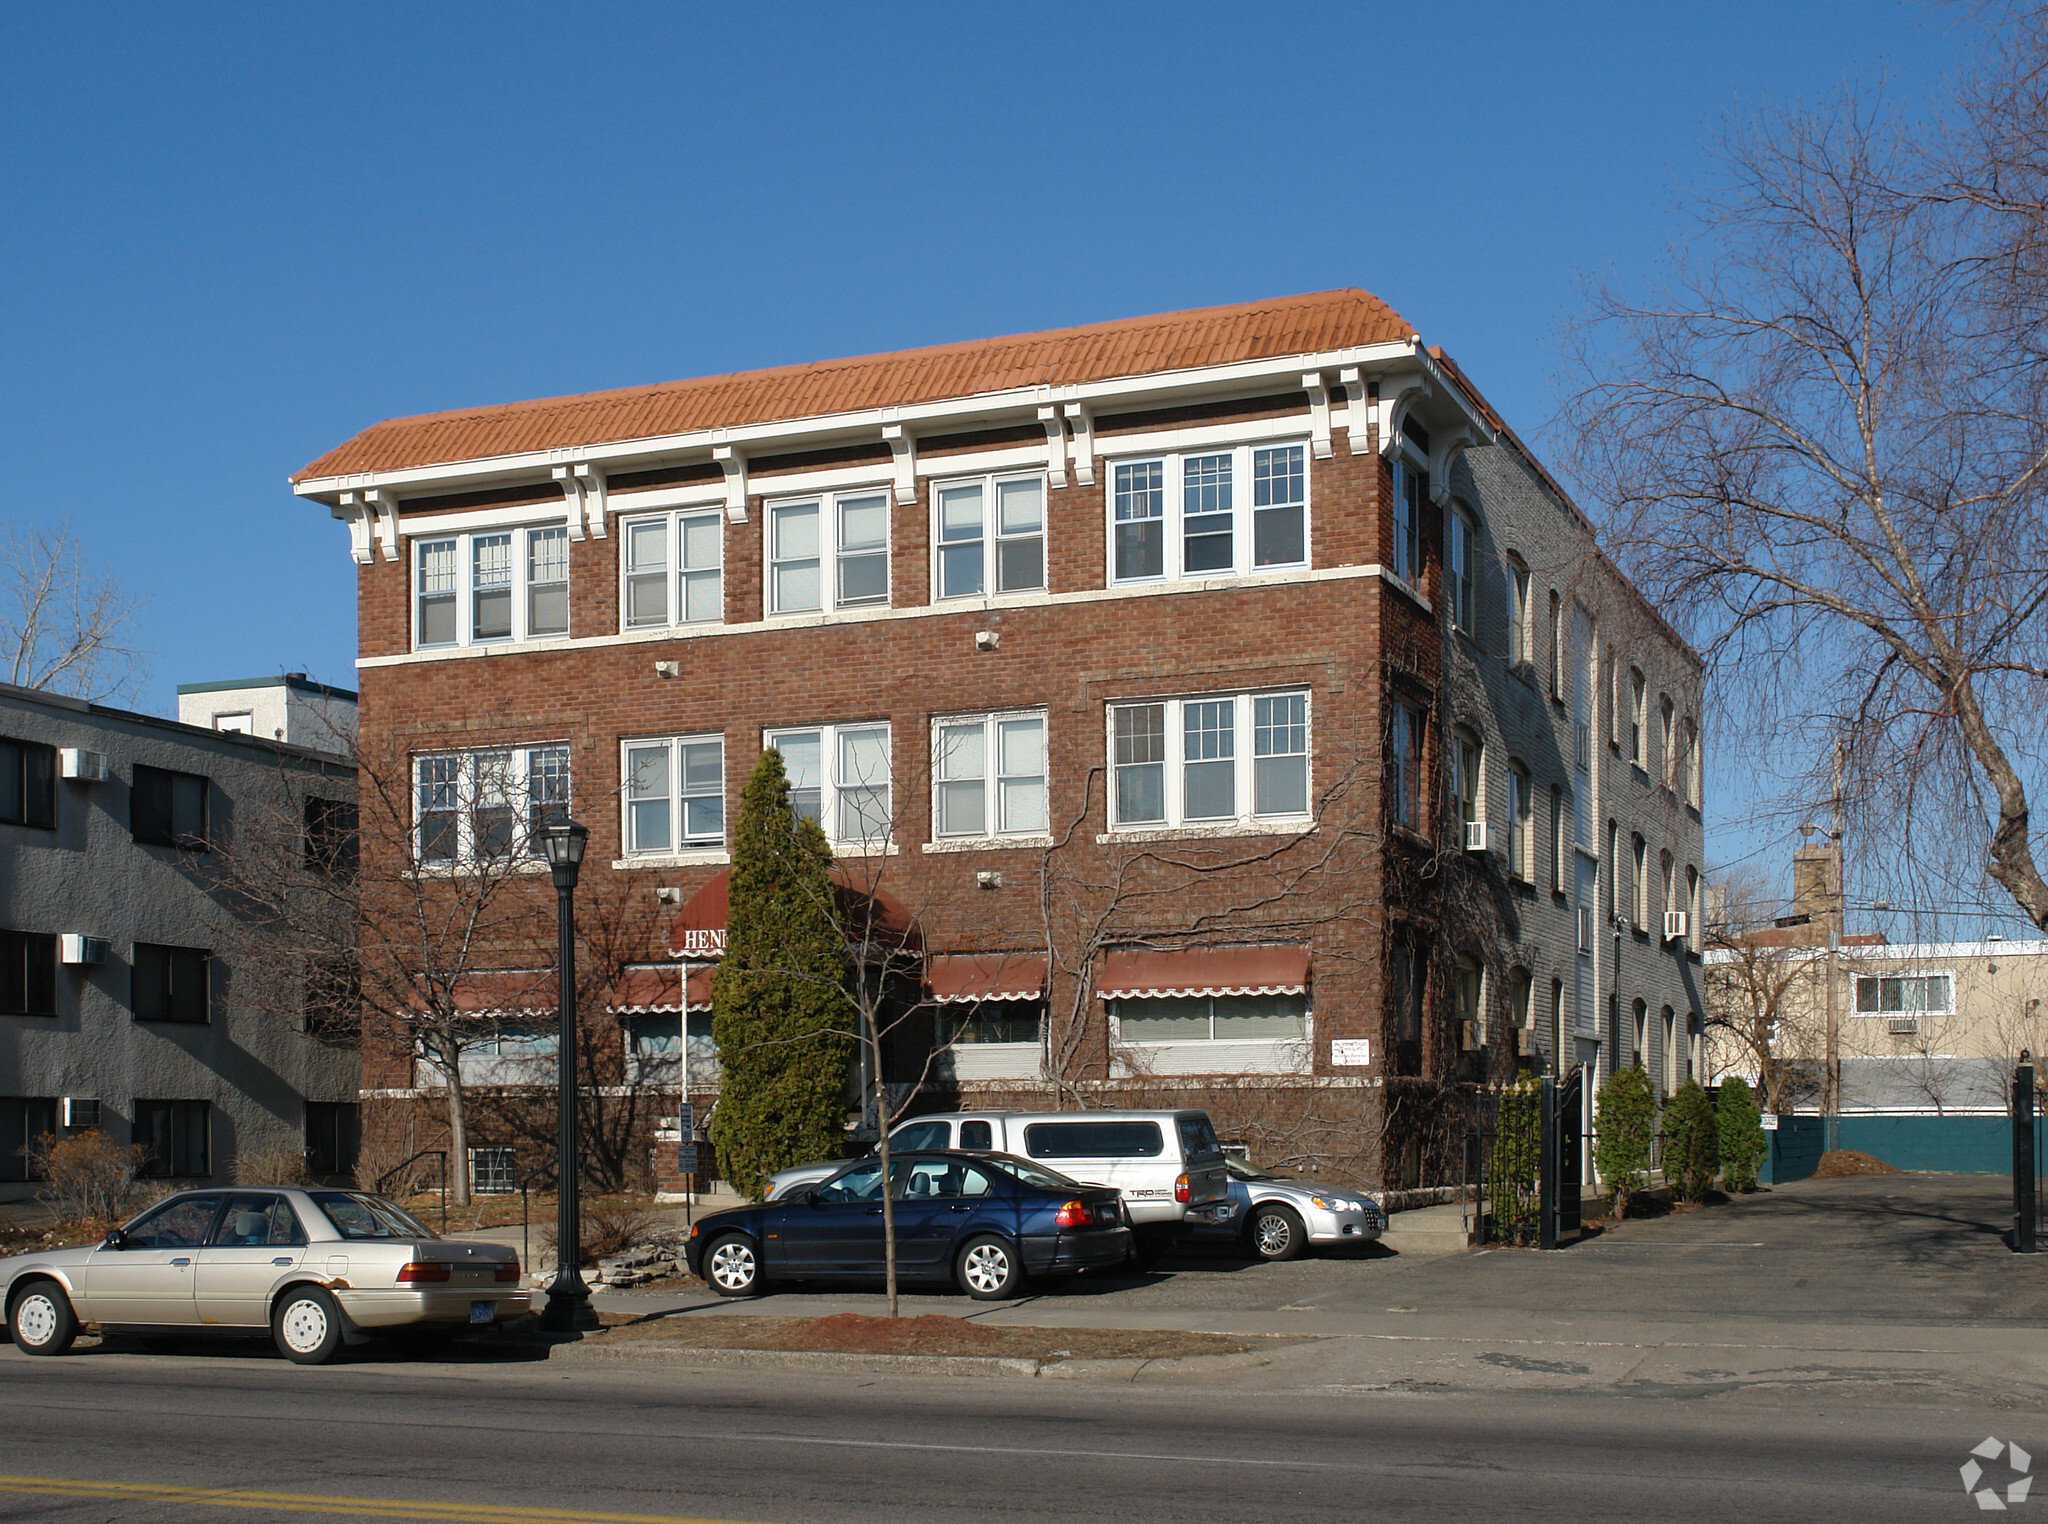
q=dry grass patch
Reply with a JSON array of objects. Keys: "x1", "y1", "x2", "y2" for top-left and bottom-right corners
[{"x1": 592, "y1": 1312, "x2": 1301, "y2": 1363}]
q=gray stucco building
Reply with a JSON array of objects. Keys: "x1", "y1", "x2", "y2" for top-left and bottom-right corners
[{"x1": 0, "y1": 681, "x2": 360, "y2": 1202}]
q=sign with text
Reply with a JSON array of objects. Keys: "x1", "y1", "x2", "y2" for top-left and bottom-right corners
[
  {"x1": 1761, "y1": 1112, "x2": 1780, "y2": 1131},
  {"x1": 678, "y1": 1102, "x2": 695, "y2": 1139},
  {"x1": 675, "y1": 928, "x2": 726, "y2": 958},
  {"x1": 676, "y1": 1143, "x2": 699, "y2": 1175},
  {"x1": 1330, "y1": 1038, "x2": 1372, "y2": 1068}
]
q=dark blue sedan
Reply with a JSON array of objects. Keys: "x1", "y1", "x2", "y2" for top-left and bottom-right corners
[{"x1": 683, "y1": 1151, "x2": 1131, "y2": 1300}]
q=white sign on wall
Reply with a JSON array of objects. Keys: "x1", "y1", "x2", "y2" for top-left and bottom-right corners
[
  {"x1": 1761, "y1": 1112, "x2": 1780, "y2": 1131},
  {"x1": 1330, "y1": 1039, "x2": 1372, "y2": 1068}
]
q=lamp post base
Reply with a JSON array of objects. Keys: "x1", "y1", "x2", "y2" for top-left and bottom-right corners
[{"x1": 537, "y1": 1274, "x2": 600, "y2": 1332}]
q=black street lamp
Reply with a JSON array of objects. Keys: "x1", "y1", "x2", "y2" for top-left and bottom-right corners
[{"x1": 536, "y1": 816, "x2": 599, "y2": 1332}]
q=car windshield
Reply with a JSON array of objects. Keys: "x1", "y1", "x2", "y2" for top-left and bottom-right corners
[
  {"x1": 1226, "y1": 1158, "x2": 1281, "y2": 1181},
  {"x1": 308, "y1": 1191, "x2": 438, "y2": 1240},
  {"x1": 982, "y1": 1154, "x2": 1081, "y2": 1191}
]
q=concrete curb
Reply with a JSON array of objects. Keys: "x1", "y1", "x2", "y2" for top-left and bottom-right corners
[{"x1": 536, "y1": 1339, "x2": 1294, "y2": 1382}]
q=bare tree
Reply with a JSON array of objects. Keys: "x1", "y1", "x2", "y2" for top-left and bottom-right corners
[
  {"x1": 1564, "y1": 59, "x2": 2048, "y2": 933},
  {"x1": 1701, "y1": 868, "x2": 1827, "y2": 1113},
  {"x1": 1, "y1": 519, "x2": 145, "y2": 701},
  {"x1": 209, "y1": 726, "x2": 566, "y2": 1206}
]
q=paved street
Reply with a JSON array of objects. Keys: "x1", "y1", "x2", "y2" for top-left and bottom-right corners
[{"x1": 4, "y1": 1173, "x2": 2045, "y2": 1521}]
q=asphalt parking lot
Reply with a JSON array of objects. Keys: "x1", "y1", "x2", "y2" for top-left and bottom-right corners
[{"x1": 605, "y1": 1172, "x2": 2048, "y2": 1328}]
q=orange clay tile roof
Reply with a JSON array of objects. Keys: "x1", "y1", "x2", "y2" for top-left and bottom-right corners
[{"x1": 293, "y1": 289, "x2": 1414, "y2": 483}]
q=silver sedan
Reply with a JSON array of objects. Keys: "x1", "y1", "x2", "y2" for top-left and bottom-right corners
[
  {"x1": 1, "y1": 1187, "x2": 526, "y2": 1365},
  {"x1": 1188, "y1": 1157, "x2": 1387, "y2": 1261}
]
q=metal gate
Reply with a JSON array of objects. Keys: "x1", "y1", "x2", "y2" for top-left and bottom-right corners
[
  {"x1": 2014, "y1": 1063, "x2": 2043, "y2": 1254},
  {"x1": 1540, "y1": 1068, "x2": 1583, "y2": 1250}
]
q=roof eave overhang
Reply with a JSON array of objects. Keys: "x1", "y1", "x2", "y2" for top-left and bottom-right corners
[{"x1": 290, "y1": 339, "x2": 1426, "y2": 503}]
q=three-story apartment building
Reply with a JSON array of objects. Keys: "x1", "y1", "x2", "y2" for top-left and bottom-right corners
[{"x1": 294, "y1": 290, "x2": 1705, "y2": 1190}]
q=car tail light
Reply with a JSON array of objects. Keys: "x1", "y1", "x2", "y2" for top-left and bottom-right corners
[
  {"x1": 396, "y1": 1263, "x2": 451, "y2": 1284},
  {"x1": 1054, "y1": 1200, "x2": 1092, "y2": 1229},
  {"x1": 494, "y1": 1262, "x2": 520, "y2": 1283},
  {"x1": 1174, "y1": 1174, "x2": 1190, "y2": 1204}
]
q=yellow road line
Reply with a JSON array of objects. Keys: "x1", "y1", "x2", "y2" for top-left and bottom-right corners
[{"x1": 0, "y1": 1475, "x2": 757, "y2": 1524}]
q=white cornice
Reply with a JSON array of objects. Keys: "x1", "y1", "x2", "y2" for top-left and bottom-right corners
[{"x1": 292, "y1": 340, "x2": 1423, "y2": 503}]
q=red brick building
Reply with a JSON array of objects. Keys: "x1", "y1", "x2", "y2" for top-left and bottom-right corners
[{"x1": 295, "y1": 290, "x2": 1707, "y2": 1194}]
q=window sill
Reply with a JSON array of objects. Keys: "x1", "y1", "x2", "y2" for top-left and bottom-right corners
[
  {"x1": 924, "y1": 835, "x2": 1058, "y2": 855},
  {"x1": 1095, "y1": 820, "x2": 1315, "y2": 846},
  {"x1": 1381, "y1": 571, "x2": 1433, "y2": 615},
  {"x1": 415, "y1": 634, "x2": 574, "y2": 657},
  {"x1": 612, "y1": 850, "x2": 730, "y2": 870},
  {"x1": 408, "y1": 859, "x2": 551, "y2": 879},
  {"x1": 829, "y1": 843, "x2": 901, "y2": 858},
  {"x1": 0, "y1": 1011, "x2": 57, "y2": 1020}
]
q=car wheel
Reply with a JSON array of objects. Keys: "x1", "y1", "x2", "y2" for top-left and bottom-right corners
[
  {"x1": 1248, "y1": 1204, "x2": 1308, "y2": 1262},
  {"x1": 271, "y1": 1286, "x2": 347, "y2": 1365},
  {"x1": 8, "y1": 1279, "x2": 78, "y2": 1356},
  {"x1": 957, "y1": 1235, "x2": 1023, "y2": 1300},
  {"x1": 704, "y1": 1234, "x2": 763, "y2": 1297}
]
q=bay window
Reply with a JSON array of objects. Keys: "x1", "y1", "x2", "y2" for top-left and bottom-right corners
[
  {"x1": 622, "y1": 734, "x2": 726, "y2": 856},
  {"x1": 415, "y1": 744, "x2": 570, "y2": 866},
  {"x1": 770, "y1": 491, "x2": 889, "y2": 615},
  {"x1": 934, "y1": 474, "x2": 1045, "y2": 598},
  {"x1": 1107, "y1": 443, "x2": 1308, "y2": 585},
  {"x1": 766, "y1": 722, "x2": 891, "y2": 849},
  {"x1": 933, "y1": 711, "x2": 1048, "y2": 839},
  {"x1": 414, "y1": 527, "x2": 573, "y2": 648},
  {"x1": 1108, "y1": 689, "x2": 1310, "y2": 830},
  {"x1": 623, "y1": 510, "x2": 723, "y2": 629}
]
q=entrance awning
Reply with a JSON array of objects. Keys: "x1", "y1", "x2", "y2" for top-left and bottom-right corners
[
  {"x1": 926, "y1": 952, "x2": 1048, "y2": 1005},
  {"x1": 665, "y1": 867, "x2": 919, "y2": 960},
  {"x1": 1094, "y1": 945, "x2": 1310, "y2": 1000},
  {"x1": 608, "y1": 965, "x2": 714, "y2": 1014}
]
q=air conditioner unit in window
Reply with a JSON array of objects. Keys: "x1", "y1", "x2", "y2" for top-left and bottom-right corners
[
  {"x1": 1464, "y1": 821, "x2": 1489, "y2": 853},
  {"x1": 59, "y1": 934, "x2": 108, "y2": 965},
  {"x1": 1663, "y1": 911, "x2": 1690, "y2": 942},
  {"x1": 1888, "y1": 1016, "x2": 1919, "y2": 1036},
  {"x1": 59, "y1": 748, "x2": 108, "y2": 782},
  {"x1": 61, "y1": 1097, "x2": 100, "y2": 1129}
]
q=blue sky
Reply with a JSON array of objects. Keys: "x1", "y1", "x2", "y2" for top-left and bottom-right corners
[{"x1": 0, "y1": 1, "x2": 1981, "y2": 908}]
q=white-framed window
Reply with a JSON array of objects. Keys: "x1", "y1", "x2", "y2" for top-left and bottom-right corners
[
  {"x1": 766, "y1": 722, "x2": 892, "y2": 849},
  {"x1": 1107, "y1": 443, "x2": 1309, "y2": 585},
  {"x1": 413, "y1": 528, "x2": 572, "y2": 649},
  {"x1": 1548, "y1": 589, "x2": 1565, "y2": 696},
  {"x1": 622, "y1": 734, "x2": 726, "y2": 856},
  {"x1": 1659, "y1": 694, "x2": 1676, "y2": 787},
  {"x1": 1108, "y1": 690, "x2": 1309, "y2": 830},
  {"x1": 1506, "y1": 556, "x2": 1531, "y2": 665},
  {"x1": 1112, "y1": 992, "x2": 1308, "y2": 1044},
  {"x1": 768, "y1": 490, "x2": 889, "y2": 615},
  {"x1": 1452, "y1": 725, "x2": 1482, "y2": 836},
  {"x1": 414, "y1": 744, "x2": 570, "y2": 866},
  {"x1": 622, "y1": 510, "x2": 723, "y2": 629},
  {"x1": 1445, "y1": 505, "x2": 1475, "y2": 634},
  {"x1": 1629, "y1": 668, "x2": 1647, "y2": 766},
  {"x1": 1681, "y1": 717, "x2": 1701, "y2": 807},
  {"x1": 1631, "y1": 832, "x2": 1648, "y2": 927},
  {"x1": 1505, "y1": 761, "x2": 1531, "y2": 880},
  {"x1": 933, "y1": 711, "x2": 1048, "y2": 839},
  {"x1": 1854, "y1": 972, "x2": 1954, "y2": 1016},
  {"x1": 1388, "y1": 698, "x2": 1422, "y2": 833},
  {"x1": 1390, "y1": 452, "x2": 1425, "y2": 586},
  {"x1": 933, "y1": 473, "x2": 1046, "y2": 599}
]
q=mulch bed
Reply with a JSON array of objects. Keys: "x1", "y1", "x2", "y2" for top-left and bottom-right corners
[
  {"x1": 589, "y1": 1312, "x2": 1294, "y2": 1363},
  {"x1": 1814, "y1": 1149, "x2": 1903, "y2": 1178}
]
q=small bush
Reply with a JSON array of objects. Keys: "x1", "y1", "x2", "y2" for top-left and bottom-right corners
[
  {"x1": 29, "y1": 1129, "x2": 147, "y2": 1229},
  {"x1": 231, "y1": 1139, "x2": 312, "y2": 1187},
  {"x1": 1660, "y1": 1080, "x2": 1719, "y2": 1201},
  {"x1": 1716, "y1": 1076, "x2": 1765, "y2": 1191},
  {"x1": 1593, "y1": 1067, "x2": 1656, "y2": 1214},
  {"x1": 540, "y1": 1197, "x2": 662, "y2": 1266}
]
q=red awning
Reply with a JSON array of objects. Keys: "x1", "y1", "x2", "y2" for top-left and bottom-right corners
[
  {"x1": 609, "y1": 966, "x2": 714, "y2": 1014},
  {"x1": 409, "y1": 970, "x2": 557, "y2": 1016},
  {"x1": 665, "y1": 867, "x2": 919, "y2": 959},
  {"x1": 926, "y1": 952, "x2": 1048, "y2": 1005},
  {"x1": 1094, "y1": 945, "x2": 1310, "y2": 1000}
]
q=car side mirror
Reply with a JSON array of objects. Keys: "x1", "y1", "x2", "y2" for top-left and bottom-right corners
[
  {"x1": 102, "y1": 1229, "x2": 126, "y2": 1250},
  {"x1": 805, "y1": 1188, "x2": 824, "y2": 1207}
]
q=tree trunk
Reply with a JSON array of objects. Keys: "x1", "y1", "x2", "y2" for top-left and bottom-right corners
[
  {"x1": 872, "y1": 1018, "x2": 898, "y2": 1318},
  {"x1": 443, "y1": 1041, "x2": 473, "y2": 1207}
]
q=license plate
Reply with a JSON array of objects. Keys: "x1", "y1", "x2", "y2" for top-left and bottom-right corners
[{"x1": 469, "y1": 1301, "x2": 495, "y2": 1325}]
